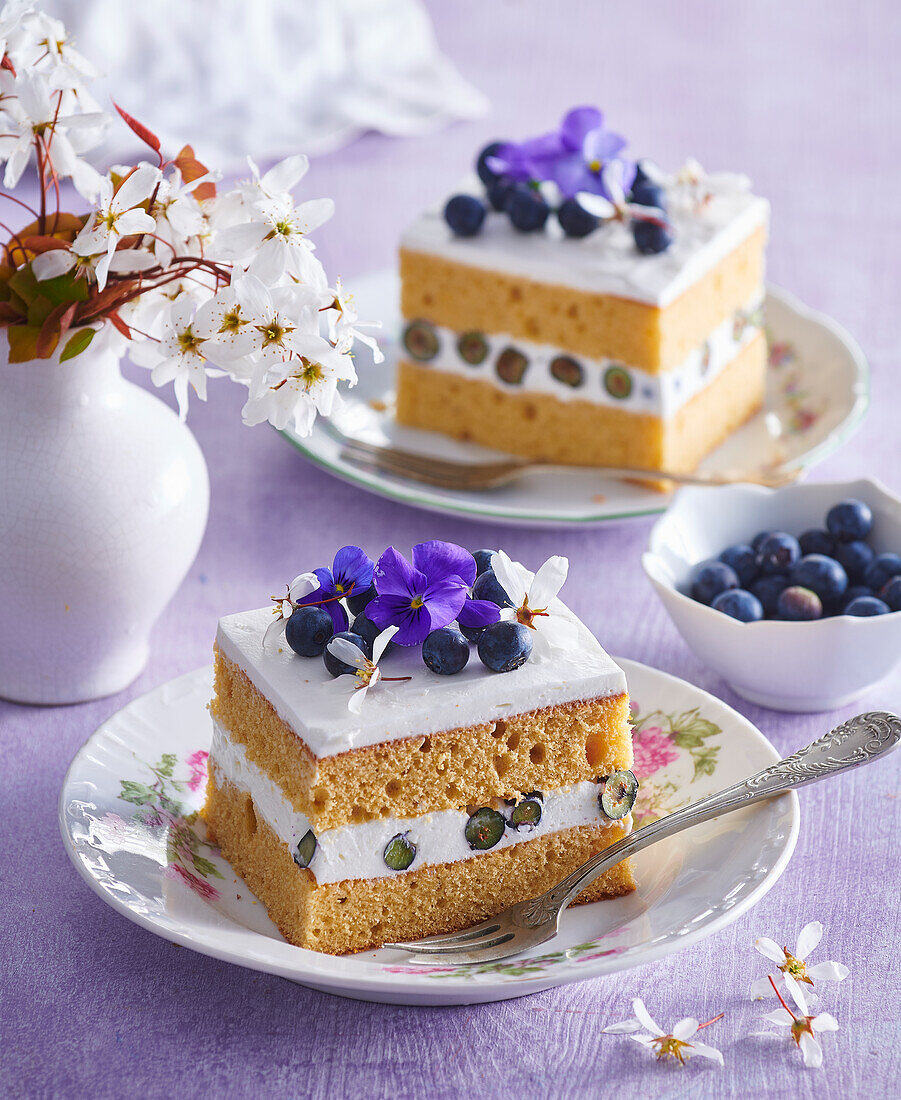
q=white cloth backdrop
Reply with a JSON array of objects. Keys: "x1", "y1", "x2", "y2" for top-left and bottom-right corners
[{"x1": 46, "y1": 0, "x2": 488, "y2": 166}]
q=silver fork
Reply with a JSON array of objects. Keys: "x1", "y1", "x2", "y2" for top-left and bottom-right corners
[
  {"x1": 384, "y1": 710, "x2": 900, "y2": 964},
  {"x1": 336, "y1": 435, "x2": 801, "y2": 491}
]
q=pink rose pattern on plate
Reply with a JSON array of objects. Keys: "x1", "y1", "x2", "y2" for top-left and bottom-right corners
[{"x1": 117, "y1": 751, "x2": 223, "y2": 900}]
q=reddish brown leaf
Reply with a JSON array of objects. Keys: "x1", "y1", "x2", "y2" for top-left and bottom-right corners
[
  {"x1": 19, "y1": 235, "x2": 70, "y2": 254},
  {"x1": 35, "y1": 301, "x2": 76, "y2": 358},
  {"x1": 0, "y1": 301, "x2": 24, "y2": 323},
  {"x1": 174, "y1": 144, "x2": 216, "y2": 201},
  {"x1": 1, "y1": 54, "x2": 16, "y2": 77},
  {"x1": 108, "y1": 310, "x2": 132, "y2": 339},
  {"x1": 113, "y1": 102, "x2": 162, "y2": 163},
  {"x1": 7, "y1": 324, "x2": 42, "y2": 362}
]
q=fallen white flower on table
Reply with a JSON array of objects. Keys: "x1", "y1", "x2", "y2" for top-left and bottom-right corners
[
  {"x1": 751, "y1": 920, "x2": 849, "y2": 999},
  {"x1": 753, "y1": 975, "x2": 839, "y2": 1068},
  {"x1": 491, "y1": 550, "x2": 578, "y2": 659},
  {"x1": 603, "y1": 997, "x2": 724, "y2": 1067}
]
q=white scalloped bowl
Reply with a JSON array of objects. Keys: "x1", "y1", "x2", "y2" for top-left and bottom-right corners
[{"x1": 642, "y1": 478, "x2": 901, "y2": 711}]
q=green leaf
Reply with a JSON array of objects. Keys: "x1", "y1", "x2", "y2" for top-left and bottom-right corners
[
  {"x1": 191, "y1": 855, "x2": 223, "y2": 879},
  {"x1": 119, "y1": 780, "x2": 156, "y2": 805},
  {"x1": 39, "y1": 270, "x2": 90, "y2": 306},
  {"x1": 59, "y1": 327, "x2": 96, "y2": 361},
  {"x1": 156, "y1": 753, "x2": 177, "y2": 778}
]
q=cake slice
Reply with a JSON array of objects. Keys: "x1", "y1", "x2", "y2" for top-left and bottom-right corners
[
  {"x1": 395, "y1": 107, "x2": 769, "y2": 476},
  {"x1": 203, "y1": 541, "x2": 637, "y2": 955}
]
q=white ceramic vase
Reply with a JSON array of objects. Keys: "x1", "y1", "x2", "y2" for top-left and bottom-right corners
[{"x1": 0, "y1": 327, "x2": 209, "y2": 704}]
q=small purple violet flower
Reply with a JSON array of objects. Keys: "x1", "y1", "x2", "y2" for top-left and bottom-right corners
[
  {"x1": 457, "y1": 596, "x2": 501, "y2": 630},
  {"x1": 368, "y1": 541, "x2": 475, "y2": 645},
  {"x1": 488, "y1": 106, "x2": 634, "y2": 201},
  {"x1": 296, "y1": 544, "x2": 374, "y2": 633}
]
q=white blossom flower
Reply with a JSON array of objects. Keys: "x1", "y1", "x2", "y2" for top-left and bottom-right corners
[
  {"x1": 73, "y1": 165, "x2": 160, "y2": 288},
  {"x1": 490, "y1": 550, "x2": 579, "y2": 658},
  {"x1": 150, "y1": 167, "x2": 216, "y2": 256},
  {"x1": 328, "y1": 277, "x2": 384, "y2": 363},
  {"x1": 242, "y1": 153, "x2": 311, "y2": 205},
  {"x1": 751, "y1": 921, "x2": 849, "y2": 1000},
  {"x1": 24, "y1": 10, "x2": 99, "y2": 86},
  {"x1": 240, "y1": 333, "x2": 357, "y2": 434},
  {"x1": 326, "y1": 626, "x2": 403, "y2": 713},
  {"x1": 604, "y1": 998, "x2": 724, "y2": 1067},
  {"x1": 217, "y1": 190, "x2": 333, "y2": 287},
  {"x1": 129, "y1": 297, "x2": 210, "y2": 420},
  {"x1": 192, "y1": 284, "x2": 256, "y2": 370},
  {"x1": 753, "y1": 975, "x2": 839, "y2": 1068},
  {"x1": 263, "y1": 572, "x2": 321, "y2": 649},
  {"x1": 0, "y1": 69, "x2": 106, "y2": 197}
]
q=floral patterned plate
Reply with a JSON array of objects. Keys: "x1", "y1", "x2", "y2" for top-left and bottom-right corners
[
  {"x1": 60, "y1": 659, "x2": 799, "y2": 1006},
  {"x1": 282, "y1": 273, "x2": 868, "y2": 527}
]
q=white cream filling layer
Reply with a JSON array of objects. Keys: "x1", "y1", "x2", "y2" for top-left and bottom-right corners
[
  {"x1": 210, "y1": 720, "x2": 629, "y2": 886},
  {"x1": 407, "y1": 296, "x2": 763, "y2": 417}
]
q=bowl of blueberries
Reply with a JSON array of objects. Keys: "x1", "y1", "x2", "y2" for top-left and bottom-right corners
[{"x1": 642, "y1": 478, "x2": 901, "y2": 711}]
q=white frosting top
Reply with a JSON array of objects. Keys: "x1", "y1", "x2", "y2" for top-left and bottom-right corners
[
  {"x1": 216, "y1": 600, "x2": 626, "y2": 758},
  {"x1": 211, "y1": 719, "x2": 628, "y2": 885},
  {"x1": 400, "y1": 177, "x2": 769, "y2": 308}
]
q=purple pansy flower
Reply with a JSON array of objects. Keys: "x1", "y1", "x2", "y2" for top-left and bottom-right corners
[
  {"x1": 367, "y1": 541, "x2": 474, "y2": 646},
  {"x1": 296, "y1": 544, "x2": 374, "y2": 633},
  {"x1": 457, "y1": 596, "x2": 501, "y2": 630},
  {"x1": 488, "y1": 106, "x2": 634, "y2": 201}
]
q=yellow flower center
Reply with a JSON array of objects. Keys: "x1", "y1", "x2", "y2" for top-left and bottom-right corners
[
  {"x1": 588, "y1": 158, "x2": 602, "y2": 173},
  {"x1": 298, "y1": 359, "x2": 323, "y2": 387},
  {"x1": 780, "y1": 950, "x2": 812, "y2": 985},
  {"x1": 650, "y1": 1035, "x2": 691, "y2": 1065},
  {"x1": 177, "y1": 327, "x2": 203, "y2": 356},
  {"x1": 410, "y1": 596, "x2": 424, "y2": 610},
  {"x1": 257, "y1": 319, "x2": 293, "y2": 348},
  {"x1": 219, "y1": 307, "x2": 246, "y2": 334}
]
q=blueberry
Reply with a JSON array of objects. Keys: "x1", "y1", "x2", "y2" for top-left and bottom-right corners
[
  {"x1": 486, "y1": 176, "x2": 514, "y2": 212},
  {"x1": 718, "y1": 544, "x2": 758, "y2": 586},
  {"x1": 383, "y1": 833, "x2": 416, "y2": 871},
  {"x1": 444, "y1": 193, "x2": 487, "y2": 237},
  {"x1": 799, "y1": 528, "x2": 837, "y2": 557},
  {"x1": 465, "y1": 807, "x2": 506, "y2": 850},
  {"x1": 833, "y1": 540, "x2": 875, "y2": 583},
  {"x1": 509, "y1": 797, "x2": 542, "y2": 829},
  {"x1": 880, "y1": 575, "x2": 901, "y2": 612},
  {"x1": 323, "y1": 631, "x2": 368, "y2": 677},
  {"x1": 293, "y1": 829, "x2": 317, "y2": 869},
  {"x1": 750, "y1": 575, "x2": 789, "y2": 617},
  {"x1": 711, "y1": 588, "x2": 764, "y2": 622},
  {"x1": 472, "y1": 549, "x2": 496, "y2": 577},
  {"x1": 777, "y1": 586, "x2": 823, "y2": 621},
  {"x1": 757, "y1": 532, "x2": 801, "y2": 575},
  {"x1": 285, "y1": 605, "x2": 334, "y2": 657},
  {"x1": 629, "y1": 178, "x2": 666, "y2": 209},
  {"x1": 507, "y1": 186, "x2": 550, "y2": 232},
  {"x1": 471, "y1": 568, "x2": 514, "y2": 608},
  {"x1": 422, "y1": 627, "x2": 470, "y2": 675},
  {"x1": 351, "y1": 613, "x2": 393, "y2": 657},
  {"x1": 843, "y1": 584, "x2": 875, "y2": 608},
  {"x1": 689, "y1": 559, "x2": 739, "y2": 605},
  {"x1": 599, "y1": 770, "x2": 639, "y2": 820},
  {"x1": 826, "y1": 498, "x2": 873, "y2": 542},
  {"x1": 632, "y1": 219, "x2": 672, "y2": 254},
  {"x1": 477, "y1": 620, "x2": 533, "y2": 672},
  {"x1": 751, "y1": 530, "x2": 776, "y2": 553},
  {"x1": 844, "y1": 596, "x2": 890, "y2": 617},
  {"x1": 459, "y1": 622, "x2": 487, "y2": 643},
  {"x1": 863, "y1": 553, "x2": 901, "y2": 591},
  {"x1": 346, "y1": 583, "x2": 377, "y2": 616},
  {"x1": 789, "y1": 554, "x2": 848, "y2": 606},
  {"x1": 557, "y1": 197, "x2": 599, "y2": 238},
  {"x1": 476, "y1": 141, "x2": 504, "y2": 185}
]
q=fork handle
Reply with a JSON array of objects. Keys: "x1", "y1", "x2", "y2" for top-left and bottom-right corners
[{"x1": 517, "y1": 710, "x2": 901, "y2": 928}]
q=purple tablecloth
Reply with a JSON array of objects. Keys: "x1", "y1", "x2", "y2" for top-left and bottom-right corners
[{"x1": 4, "y1": 2, "x2": 901, "y2": 1096}]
